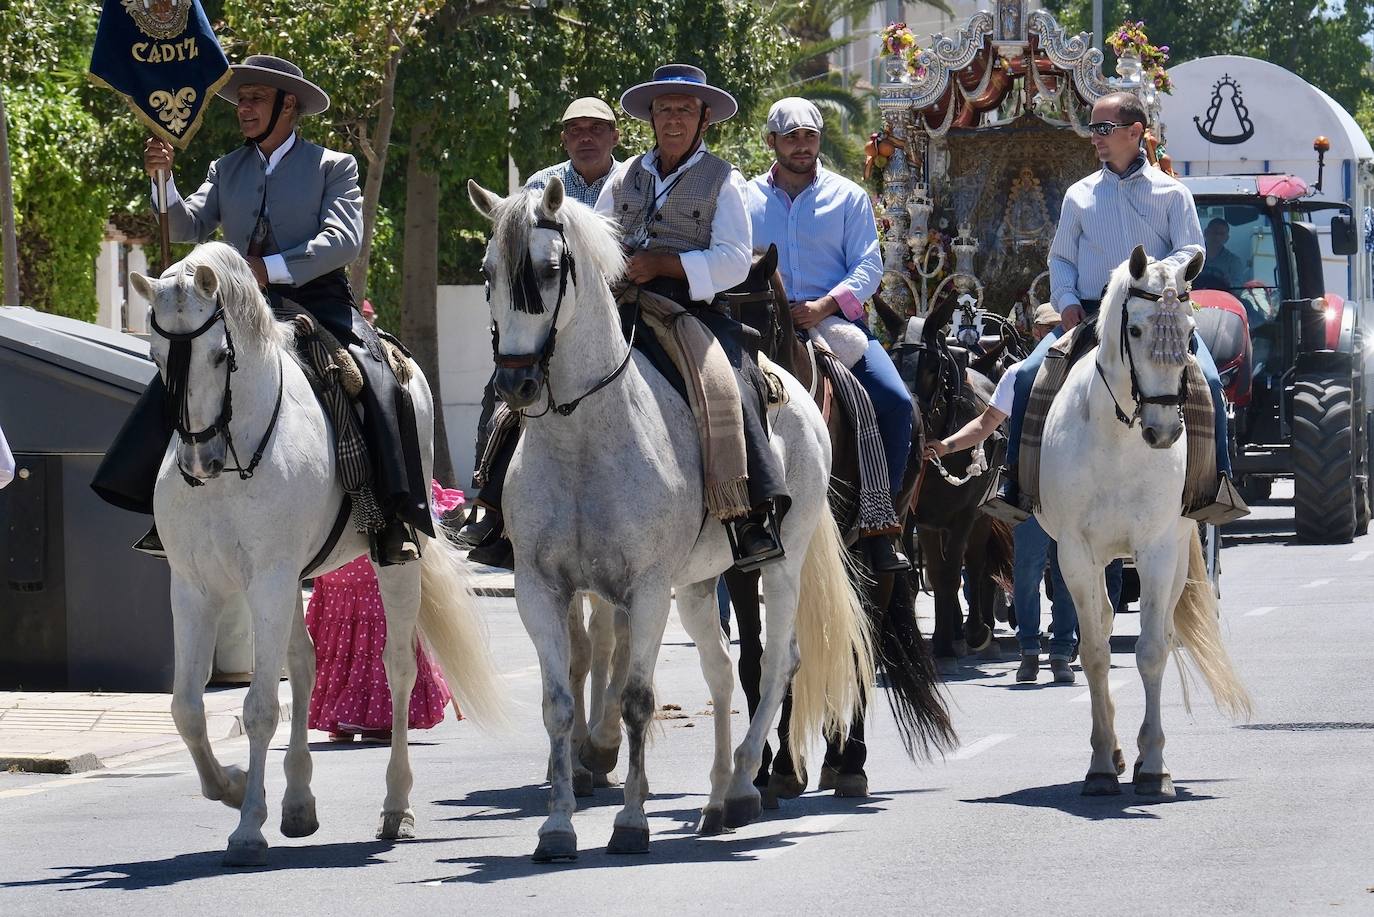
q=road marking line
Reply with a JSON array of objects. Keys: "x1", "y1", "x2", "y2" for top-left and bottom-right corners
[
  {"x1": 949, "y1": 734, "x2": 1013, "y2": 761},
  {"x1": 1245, "y1": 605, "x2": 1277, "y2": 617},
  {"x1": 1301, "y1": 578, "x2": 1332, "y2": 589},
  {"x1": 1071, "y1": 676, "x2": 1127, "y2": 703},
  {"x1": 1349, "y1": 551, "x2": 1371, "y2": 563}
]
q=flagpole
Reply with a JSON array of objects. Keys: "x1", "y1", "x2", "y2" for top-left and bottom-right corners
[{"x1": 156, "y1": 164, "x2": 171, "y2": 272}]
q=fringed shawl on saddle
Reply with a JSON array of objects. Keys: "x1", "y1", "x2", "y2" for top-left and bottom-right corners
[{"x1": 1018, "y1": 325, "x2": 1216, "y2": 515}]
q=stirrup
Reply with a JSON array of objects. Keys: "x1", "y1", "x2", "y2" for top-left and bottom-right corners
[
  {"x1": 1184, "y1": 473, "x2": 1251, "y2": 526},
  {"x1": 978, "y1": 469, "x2": 1030, "y2": 525},
  {"x1": 726, "y1": 505, "x2": 785, "y2": 573},
  {"x1": 132, "y1": 524, "x2": 168, "y2": 559},
  {"x1": 370, "y1": 520, "x2": 421, "y2": 567}
]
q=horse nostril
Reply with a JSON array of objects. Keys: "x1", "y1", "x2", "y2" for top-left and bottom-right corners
[
  {"x1": 517, "y1": 378, "x2": 538, "y2": 400},
  {"x1": 206, "y1": 458, "x2": 224, "y2": 474},
  {"x1": 1142, "y1": 427, "x2": 1157, "y2": 446}
]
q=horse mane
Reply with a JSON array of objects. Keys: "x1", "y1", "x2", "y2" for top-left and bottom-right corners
[
  {"x1": 173, "y1": 241, "x2": 293, "y2": 353},
  {"x1": 489, "y1": 189, "x2": 626, "y2": 290}
]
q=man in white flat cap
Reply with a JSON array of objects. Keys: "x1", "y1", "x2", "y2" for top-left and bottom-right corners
[
  {"x1": 746, "y1": 97, "x2": 912, "y2": 574},
  {"x1": 525, "y1": 97, "x2": 621, "y2": 208},
  {"x1": 94, "y1": 54, "x2": 428, "y2": 566}
]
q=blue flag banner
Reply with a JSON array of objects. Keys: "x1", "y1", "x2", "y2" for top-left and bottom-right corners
[{"x1": 89, "y1": 0, "x2": 231, "y2": 149}]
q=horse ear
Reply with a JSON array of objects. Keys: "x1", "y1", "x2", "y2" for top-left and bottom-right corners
[
  {"x1": 1129, "y1": 245, "x2": 1148, "y2": 280},
  {"x1": 923, "y1": 291, "x2": 958, "y2": 342},
  {"x1": 128, "y1": 271, "x2": 154, "y2": 303},
  {"x1": 468, "y1": 179, "x2": 503, "y2": 219},
  {"x1": 540, "y1": 175, "x2": 565, "y2": 218},
  {"x1": 761, "y1": 243, "x2": 778, "y2": 277},
  {"x1": 1184, "y1": 250, "x2": 1205, "y2": 283},
  {"x1": 193, "y1": 263, "x2": 218, "y2": 300}
]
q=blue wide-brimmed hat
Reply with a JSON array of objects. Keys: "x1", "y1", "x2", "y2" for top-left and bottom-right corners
[{"x1": 620, "y1": 64, "x2": 738, "y2": 124}]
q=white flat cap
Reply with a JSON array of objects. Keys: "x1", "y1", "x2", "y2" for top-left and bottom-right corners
[
  {"x1": 766, "y1": 97, "x2": 823, "y2": 135},
  {"x1": 561, "y1": 97, "x2": 616, "y2": 124}
]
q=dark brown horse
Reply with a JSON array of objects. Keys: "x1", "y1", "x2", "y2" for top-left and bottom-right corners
[{"x1": 720, "y1": 248, "x2": 957, "y2": 801}]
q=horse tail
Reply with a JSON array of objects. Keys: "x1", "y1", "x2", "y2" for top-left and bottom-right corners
[
  {"x1": 984, "y1": 517, "x2": 1015, "y2": 594},
  {"x1": 1171, "y1": 526, "x2": 1253, "y2": 719},
  {"x1": 416, "y1": 524, "x2": 510, "y2": 729},
  {"x1": 873, "y1": 571, "x2": 958, "y2": 760},
  {"x1": 788, "y1": 509, "x2": 877, "y2": 775}
]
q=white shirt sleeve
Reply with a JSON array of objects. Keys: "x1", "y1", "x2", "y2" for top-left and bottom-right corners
[
  {"x1": 679, "y1": 170, "x2": 752, "y2": 302},
  {"x1": 150, "y1": 175, "x2": 184, "y2": 209},
  {"x1": 262, "y1": 254, "x2": 292, "y2": 285},
  {"x1": 989, "y1": 360, "x2": 1021, "y2": 416},
  {"x1": 0, "y1": 424, "x2": 14, "y2": 489}
]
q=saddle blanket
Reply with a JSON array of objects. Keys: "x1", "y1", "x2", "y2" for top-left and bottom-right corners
[{"x1": 1018, "y1": 325, "x2": 1217, "y2": 516}]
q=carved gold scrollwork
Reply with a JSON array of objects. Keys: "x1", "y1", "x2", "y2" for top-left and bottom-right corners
[{"x1": 148, "y1": 87, "x2": 197, "y2": 135}]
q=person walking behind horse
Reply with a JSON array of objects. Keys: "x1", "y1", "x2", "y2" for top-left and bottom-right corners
[
  {"x1": 989, "y1": 91, "x2": 1242, "y2": 523},
  {"x1": 928, "y1": 305, "x2": 1122, "y2": 684},
  {"x1": 92, "y1": 55, "x2": 430, "y2": 566},
  {"x1": 744, "y1": 97, "x2": 912, "y2": 573},
  {"x1": 459, "y1": 97, "x2": 622, "y2": 562}
]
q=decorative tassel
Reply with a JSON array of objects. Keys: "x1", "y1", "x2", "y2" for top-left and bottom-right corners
[
  {"x1": 706, "y1": 477, "x2": 752, "y2": 522},
  {"x1": 1150, "y1": 286, "x2": 1188, "y2": 364}
]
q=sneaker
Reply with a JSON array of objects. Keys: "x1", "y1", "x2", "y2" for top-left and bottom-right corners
[
  {"x1": 1049, "y1": 658, "x2": 1076, "y2": 684},
  {"x1": 1015, "y1": 653, "x2": 1039, "y2": 683}
]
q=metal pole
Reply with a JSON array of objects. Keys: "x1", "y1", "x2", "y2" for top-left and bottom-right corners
[
  {"x1": 1092, "y1": 0, "x2": 1103, "y2": 50},
  {"x1": 156, "y1": 166, "x2": 171, "y2": 273},
  {"x1": 0, "y1": 87, "x2": 19, "y2": 306}
]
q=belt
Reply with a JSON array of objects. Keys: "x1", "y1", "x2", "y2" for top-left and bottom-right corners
[{"x1": 1079, "y1": 297, "x2": 1102, "y2": 314}]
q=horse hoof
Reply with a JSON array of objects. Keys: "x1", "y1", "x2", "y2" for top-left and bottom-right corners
[
  {"x1": 817, "y1": 765, "x2": 839, "y2": 792},
  {"x1": 280, "y1": 799, "x2": 319, "y2": 838},
  {"x1": 1082, "y1": 772, "x2": 1122, "y2": 796},
  {"x1": 222, "y1": 839, "x2": 268, "y2": 868},
  {"x1": 759, "y1": 786, "x2": 780, "y2": 810},
  {"x1": 573, "y1": 769, "x2": 594, "y2": 798},
  {"x1": 965, "y1": 625, "x2": 993, "y2": 653},
  {"x1": 532, "y1": 830, "x2": 579, "y2": 863},
  {"x1": 593, "y1": 770, "x2": 619, "y2": 789},
  {"x1": 1134, "y1": 772, "x2": 1175, "y2": 797},
  {"x1": 376, "y1": 810, "x2": 416, "y2": 840},
  {"x1": 698, "y1": 806, "x2": 728, "y2": 835},
  {"x1": 977, "y1": 640, "x2": 1003, "y2": 661},
  {"x1": 578, "y1": 741, "x2": 620, "y2": 775},
  {"x1": 952, "y1": 639, "x2": 970, "y2": 658},
  {"x1": 1114, "y1": 748, "x2": 1127, "y2": 776},
  {"x1": 935, "y1": 657, "x2": 959, "y2": 677},
  {"x1": 723, "y1": 793, "x2": 762, "y2": 829},
  {"x1": 833, "y1": 772, "x2": 869, "y2": 798},
  {"x1": 606, "y1": 825, "x2": 650, "y2": 855},
  {"x1": 768, "y1": 771, "x2": 807, "y2": 799}
]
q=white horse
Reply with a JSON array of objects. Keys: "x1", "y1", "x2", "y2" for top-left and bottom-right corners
[
  {"x1": 129, "y1": 242, "x2": 504, "y2": 866},
  {"x1": 468, "y1": 177, "x2": 874, "y2": 861},
  {"x1": 1037, "y1": 246, "x2": 1252, "y2": 797}
]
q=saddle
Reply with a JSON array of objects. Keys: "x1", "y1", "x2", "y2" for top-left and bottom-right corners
[{"x1": 1018, "y1": 324, "x2": 1218, "y2": 516}]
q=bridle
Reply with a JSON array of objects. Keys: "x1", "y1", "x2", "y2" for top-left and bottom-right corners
[
  {"x1": 490, "y1": 216, "x2": 635, "y2": 418},
  {"x1": 1095, "y1": 284, "x2": 1190, "y2": 429},
  {"x1": 149, "y1": 299, "x2": 284, "y2": 487}
]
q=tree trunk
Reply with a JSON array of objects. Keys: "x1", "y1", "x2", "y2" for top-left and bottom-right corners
[
  {"x1": 349, "y1": 41, "x2": 402, "y2": 302},
  {"x1": 399, "y1": 114, "x2": 455, "y2": 486},
  {"x1": 0, "y1": 88, "x2": 20, "y2": 307}
]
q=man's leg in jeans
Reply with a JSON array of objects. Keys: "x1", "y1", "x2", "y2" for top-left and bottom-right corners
[
  {"x1": 1044, "y1": 543, "x2": 1080, "y2": 661},
  {"x1": 1013, "y1": 516, "x2": 1052, "y2": 656},
  {"x1": 1190, "y1": 331, "x2": 1232, "y2": 476},
  {"x1": 1006, "y1": 327, "x2": 1065, "y2": 469},
  {"x1": 848, "y1": 331, "x2": 915, "y2": 492}
]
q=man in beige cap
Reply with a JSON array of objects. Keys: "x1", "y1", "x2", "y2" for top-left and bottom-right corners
[{"x1": 524, "y1": 97, "x2": 621, "y2": 208}]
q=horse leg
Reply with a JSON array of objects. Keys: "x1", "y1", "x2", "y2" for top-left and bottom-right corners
[
  {"x1": 608, "y1": 588, "x2": 673, "y2": 855},
  {"x1": 516, "y1": 576, "x2": 580, "y2": 863},
  {"x1": 1132, "y1": 530, "x2": 1189, "y2": 797},
  {"x1": 566, "y1": 596, "x2": 596, "y2": 798},
  {"x1": 1056, "y1": 537, "x2": 1121, "y2": 795},
  {"x1": 725, "y1": 569, "x2": 771, "y2": 786},
  {"x1": 922, "y1": 528, "x2": 968, "y2": 670},
  {"x1": 724, "y1": 564, "x2": 802, "y2": 829},
  {"x1": 223, "y1": 571, "x2": 298, "y2": 866},
  {"x1": 168, "y1": 578, "x2": 245, "y2": 810},
  {"x1": 963, "y1": 534, "x2": 996, "y2": 656},
  {"x1": 675, "y1": 580, "x2": 735, "y2": 836},
  {"x1": 280, "y1": 591, "x2": 319, "y2": 837},
  {"x1": 371, "y1": 563, "x2": 423, "y2": 840},
  {"x1": 580, "y1": 596, "x2": 626, "y2": 777}
]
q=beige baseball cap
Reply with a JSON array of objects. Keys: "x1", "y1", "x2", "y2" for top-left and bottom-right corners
[
  {"x1": 561, "y1": 97, "x2": 616, "y2": 124},
  {"x1": 1034, "y1": 303, "x2": 1063, "y2": 326}
]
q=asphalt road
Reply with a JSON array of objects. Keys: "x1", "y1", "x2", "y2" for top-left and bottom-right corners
[{"x1": 2, "y1": 482, "x2": 1372, "y2": 916}]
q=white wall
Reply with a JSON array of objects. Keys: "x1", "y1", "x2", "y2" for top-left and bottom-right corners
[{"x1": 436, "y1": 284, "x2": 493, "y2": 492}]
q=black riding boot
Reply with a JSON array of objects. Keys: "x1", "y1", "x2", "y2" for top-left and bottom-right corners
[
  {"x1": 371, "y1": 518, "x2": 420, "y2": 566},
  {"x1": 728, "y1": 506, "x2": 785, "y2": 572},
  {"x1": 862, "y1": 532, "x2": 910, "y2": 572}
]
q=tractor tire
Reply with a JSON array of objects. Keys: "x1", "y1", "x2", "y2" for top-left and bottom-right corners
[
  {"x1": 1356, "y1": 412, "x2": 1372, "y2": 537},
  {"x1": 1292, "y1": 375, "x2": 1357, "y2": 544}
]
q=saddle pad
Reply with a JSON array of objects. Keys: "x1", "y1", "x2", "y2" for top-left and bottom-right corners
[{"x1": 1019, "y1": 328, "x2": 1216, "y2": 515}]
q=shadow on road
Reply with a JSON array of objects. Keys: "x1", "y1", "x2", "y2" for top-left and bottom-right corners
[
  {"x1": 961, "y1": 779, "x2": 1222, "y2": 820},
  {"x1": 434, "y1": 784, "x2": 695, "y2": 821},
  {"x1": 1222, "y1": 513, "x2": 1297, "y2": 547}
]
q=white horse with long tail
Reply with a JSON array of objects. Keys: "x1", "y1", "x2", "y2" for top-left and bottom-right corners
[
  {"x1": 468, "y1": 177, "x2": 874, "y2": 862},
  {"x1": 1037, "y1": 245, "x2": 1252, "y2": 797},
  {"x1": 128, "y1": 242, "x2": 504, "y2": 866}
]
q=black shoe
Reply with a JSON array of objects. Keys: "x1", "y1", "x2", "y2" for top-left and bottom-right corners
[
  {"x1": 132, "y1": 523, "x2": 167, "y2": 559},
  {"x1": 371, "y1": 520, "x2": 420, "y2": 567},
  {"x1": 728, "y1": 513, "x2": 785, "y2": 573},
  {"x1": 863, "y1": 533, "x2": 910, "y2": 572},
  {"x1": 980, "y1": 469, "x2": 1030, "y2": 525},
  {"x1": 456, "y1": 507, "x2": 501, "y2": 548},
  {"x1": 467, "y1": 535, "x2": 514, "y2": 570}
]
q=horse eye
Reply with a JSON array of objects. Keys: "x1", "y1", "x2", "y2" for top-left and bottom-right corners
[
  {"x1": 1129, "y1": 326, "x2": 1143, "y2": 338},
  {"x1": 213, "y1": 348, "x2": 230, "y2": 367}
]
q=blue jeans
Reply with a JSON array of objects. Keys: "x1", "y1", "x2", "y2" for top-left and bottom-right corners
[
  {"x1": 1006, "y1": 325, "x2": 1230, "y2": 476},
  {"x1": 849, "y1": 322, "x2": 916, "y2": 493},
  {"x1": 1014, "y1": 516, "x2": 1124, "y2": 659}
]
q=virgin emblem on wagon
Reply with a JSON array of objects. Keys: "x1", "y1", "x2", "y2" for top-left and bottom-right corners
[
  {"x1": 121, "y1": 0, "x2": 192, "y2": 41},
  {"x1": 1194, "y1": 74, "x2": 1255, "y2": 145}
]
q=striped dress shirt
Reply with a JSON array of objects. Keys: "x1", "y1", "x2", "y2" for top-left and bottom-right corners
[{"x1": 1049, "y1": 155, "x2": 1204, "y2": 311}]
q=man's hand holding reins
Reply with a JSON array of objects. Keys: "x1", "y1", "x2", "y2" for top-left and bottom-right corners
[
  {"x1": 790, "y1": 296, "x2": 838, "y2": 330},
  {"x1": 144, "y1": 137, "x2": 174, "y2": 178},
  {"x1": 625, "y1": 251, "x2": 684, "y2": 286},
  {"x1": 924, "y1": 439, "x2": 951, "y2": 460},
  {"x1": 1060, "y1": 301, "x2": 1085, "y2": 330}
]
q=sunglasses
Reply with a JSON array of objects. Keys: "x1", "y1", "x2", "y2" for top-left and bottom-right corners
[{"x1": 1087, "y1": 121, "x2": 1134, "y2": 137}]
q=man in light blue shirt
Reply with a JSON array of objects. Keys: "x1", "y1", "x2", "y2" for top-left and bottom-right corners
[
  {"x1": 745, "y1": 97, "x2": 912, "y2": 572},
  {"x1": 524, "y1": 97, "x2": 621, "y2": 208}
]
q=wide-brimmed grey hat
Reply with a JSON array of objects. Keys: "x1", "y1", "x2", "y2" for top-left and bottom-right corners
[
  {"x1": 620, "y1": 64, "x2": 737, "y2": 124},
  {"x1": 216, "y1": 55, "x2": 330, "y2": 116}
]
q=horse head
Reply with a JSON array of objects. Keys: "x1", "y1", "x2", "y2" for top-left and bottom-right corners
[
  {"x1": 1100, "y1": 244, "x2": 1205, "y2": 448},
  {"x1": 130, "y1": 242, "x2": 276, "y2": 481},
  {"x1": 469, "y1": 176, "x2": 624, "y2": 412}
]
